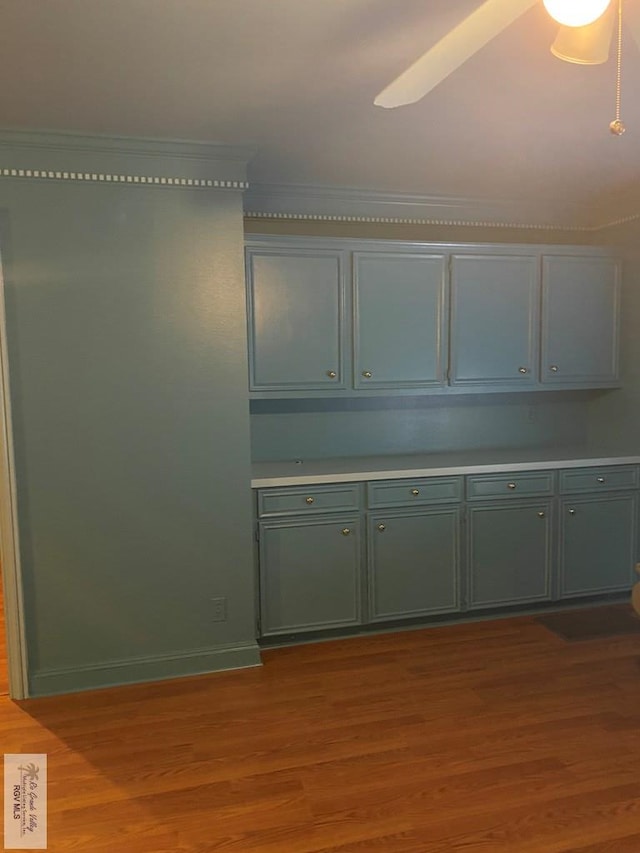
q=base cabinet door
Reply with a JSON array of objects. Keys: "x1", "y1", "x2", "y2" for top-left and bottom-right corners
[
  {"x1": 559, "y1": 494, "x2": 637, "y2": 597},
  {"x1": 468, "y1": 500, "x2": 552, "y2": 609},
  {"x1": 259, "y1": 515, "x2": 361, "y2": 636},
  {"x1": 368, "y1": 508, "x2": 460, "y2": 622}
]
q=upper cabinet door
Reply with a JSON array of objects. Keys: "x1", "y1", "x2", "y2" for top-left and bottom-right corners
[
  {"x1": 246, "y1": 249, "x2": 346, "y2": 391},
  {"x1": 449, "y1": 255, "x2": 539, "y2": 387},
  {"x1": 353, "y1": 253, "x2": 447, "y2": 389},
  {"x1": 541, "y1": 255, "x2": 620, "y2": 386}
]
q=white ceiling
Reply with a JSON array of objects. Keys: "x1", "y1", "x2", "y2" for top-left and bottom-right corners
[{"x1": 1, "y1": 0, "x2": 640, "y2": 224}]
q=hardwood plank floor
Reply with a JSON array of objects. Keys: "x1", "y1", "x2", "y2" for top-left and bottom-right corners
[{"x1": 3, "y1": 613, "x2": 640, "y2": 851}]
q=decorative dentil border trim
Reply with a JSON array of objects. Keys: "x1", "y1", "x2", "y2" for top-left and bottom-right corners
[
  {"x1": 244, "y1": 210, "x2": 589, "y2": 232},
  {"x1": 3, "y1": 166, "x2": 637, "y2": 230},
  {"x1": 245, "y1": 209, "x2": 640, "y2": 233},
  {"x1": 0, "y1": 167, "x2": 248, "y2": 190}
]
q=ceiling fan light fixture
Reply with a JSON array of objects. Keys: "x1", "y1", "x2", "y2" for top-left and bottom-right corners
[
  {"x1": 543, "y1": 0, "x2": 612, "y2": 27},
  {"x1": 550, "y1": 9, "x2": 615, "y2": 64}
]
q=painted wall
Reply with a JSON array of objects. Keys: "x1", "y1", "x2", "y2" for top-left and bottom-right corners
[
  {"x1": 250, "y1": 393, "x2": 592, "y2": 461},
  {"x1": 1, "y1": 135, "x2": 259, "y2": 695},
  {"x1": 588, "y1": 217, "x2": 640, "y2": 452}
]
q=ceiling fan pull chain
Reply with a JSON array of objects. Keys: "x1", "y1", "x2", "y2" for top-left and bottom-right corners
[{"x1": 610, "y1": 0, "x2": 625, "y2": 135}]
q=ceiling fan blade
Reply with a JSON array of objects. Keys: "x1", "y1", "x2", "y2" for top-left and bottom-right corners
[
  {"x1": 550, "y1": 6, "x2": 615, "y2": 65},
  {"x1": 374, "y1": 0, "x2": 538, "y2": 108},
  {"x1": 626, "y1": 0, "x2": 640, "y2": 53}
]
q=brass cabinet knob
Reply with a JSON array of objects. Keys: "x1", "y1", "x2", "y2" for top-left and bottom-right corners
[
  {"x1": 305, "y1": 496, "x2": 314, "y2": 505},
  {"x1": 411, "y1": 488, "x2": 420, "y2": 496},
  {"x1": 377, "y1": 523, "x2": 386, "y2": 532},
  {"x1": 362, "y1": 371, "x2": 373, "y2": 378},
  {"x1": 326, "y1": 370, "x2": 337, "y2": 379},
  {"x1": 341, "y1": 528, "x2": 351, "y2": 536},
  {"x1": 518, "y1": 367, "x2": 529, "y2": 374},
  {"x1": 507, "y1": 483, "x2": 517, "y2": 490},
  {"x1": 596, "y1": 476, "x2": 605, "y2": 483},
  {"x1": 537, "y1": 511, "x2": 545, "y2": 518},
  {"x1": 549, "y1": 365, "x2": 559, "y2": 373},
  {"x1": 568, "y1": 508, "x2": 576, "y2": 515}
]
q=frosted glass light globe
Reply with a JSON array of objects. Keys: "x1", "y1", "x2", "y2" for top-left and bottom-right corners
[{"x1": 543, "y1": 0, "x2": 612, "y2": 27}]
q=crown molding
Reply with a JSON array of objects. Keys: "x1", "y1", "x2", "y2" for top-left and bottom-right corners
[
  {"x1": 0, "y1": 129, "x2": 255, "y2": 189},
  {"x1": 590, "y1": 211, "x2": 640, "y2": 232},
  {"x1": 243, "y1": 182, "x2": 593, "y2": 231}
]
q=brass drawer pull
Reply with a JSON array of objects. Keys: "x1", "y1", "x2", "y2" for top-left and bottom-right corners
[
  {"x1": 537, "y1": 511, "x2": 545, "y2": 518},
  {"x1": 326, "y1": 370, "x2": 337, "y2": 379},
  {"x1": 362, "y1": 371, "x2": 372, "y2": 379},
  {"x1": 568, "y1": 508, "x2": 576, "y2": 515},
  {"x1": 411, "y1": 488, "x2": 420, "y2": 496},
  {"x1": 507, "y1": 483, "x2": 517, "y2": 490},
  {"x1": 377, "y1": 523, "x2": 386, "y2": 532},
  {"x1": 596, "y1": 476, "x2": 605, "y2": 483},
  {"x1": 305, "y1": 496, "x2": 314, "y2": 505},
  {"x1": 341, "y1": 528, "x2": 351, "y2": 536}
]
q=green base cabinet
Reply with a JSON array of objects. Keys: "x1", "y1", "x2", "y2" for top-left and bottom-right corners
[
  {"x1": 559, "y1": 494, "x2": 637, "y2": 598},
  {"x1": 467, "y1": 500, "x2": 553, "y2": 609},
  {"x1": 254, "y1": 464, "x2": 639, "y2": 643},
  {"x1": 367, "y1": 507, "x2": 460, "y2": 622},
  {"x1": 258, "y1": 515, "x2": 361, "y2": 636}
]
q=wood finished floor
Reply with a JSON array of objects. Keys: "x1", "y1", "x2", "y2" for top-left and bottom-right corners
[{"x1": 3, "y1": 614, "x2": 640, "y2": 851}]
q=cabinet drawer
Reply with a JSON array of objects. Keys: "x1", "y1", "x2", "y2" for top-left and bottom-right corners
[
  {"x1": 559, "y1": 466, "x2": 639, "y2": 494},
  {"x1": 466, "y1": 471, "x2": 555, "y2": 500},
  {"x1": 367, "y1": 477, "x2": 462, "y2": 508},
  {"x1": 257, "y1": 483, "x2": 361, "y2": 517}
]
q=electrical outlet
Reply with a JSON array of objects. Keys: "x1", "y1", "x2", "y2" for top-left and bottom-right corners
[{"x1": 211, "y1": 596, "x2": 227, "y2": 622}]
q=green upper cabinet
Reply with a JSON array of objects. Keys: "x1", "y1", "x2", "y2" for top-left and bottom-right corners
[
  {"x1": 245, "y1": 238, "x2": 622, "y2": 397},
  {"x1": 353, "y1": 253, "x2": 447, "y2": 389},
  {"x1": 246, "y1": 247, "x2": 346, "y2": 391},
  {"x1": 449, "y1": 254, "x2": 539, "y2": 388},
  {"x1": 541, "y1": 255, "x2": 620, "y2": 387}
]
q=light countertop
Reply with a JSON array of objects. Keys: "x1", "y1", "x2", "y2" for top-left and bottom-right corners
[{"x1": 251, "y1": 446, "x2": 640, "y2": 488}]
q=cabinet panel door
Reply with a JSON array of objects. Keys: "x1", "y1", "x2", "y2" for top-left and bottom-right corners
[
  {"x1": 259, "y1": 516, "x2": 361, "y2": 635},
  {"x1": 559, "y1": 494, "x2": 636, "y2": 597},
  {"x1": 541, "y1": 255, "x2": 620, "y2": 385},
  {"x1": 353, "y1": 253, "x2": 446, "y2": 389},
  {"x1": 247, "y1": 250, "x2": 345, "y2": 390},
  {"x1": 468, "y1": 500, "x2": 552, "y2": 608},
  {"x1": 368, "y1": 508, "x2": 460, "y2": 622},
  {"x1": 450, "y1": 254, "x2": 538, "y2": 387}
]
